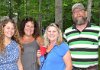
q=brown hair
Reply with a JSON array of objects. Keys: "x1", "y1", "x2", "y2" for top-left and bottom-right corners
[
  {"x1": 0, "y1": 18, "x2": 23, "y2": 53},
  {"x1": 19, "y1": 17, "x2": 40, "y2": 39}
]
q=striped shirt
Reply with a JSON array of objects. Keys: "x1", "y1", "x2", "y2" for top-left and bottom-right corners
[{"x1": 63, "y1": 23, "x2": 100, "y2": 68}]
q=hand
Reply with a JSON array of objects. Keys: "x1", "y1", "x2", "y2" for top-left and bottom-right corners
[{"x1": 37, "y1": 50, "x2": 41, "y2": 58}]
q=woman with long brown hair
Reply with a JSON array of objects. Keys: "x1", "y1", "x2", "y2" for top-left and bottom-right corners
[{"x1": 0, "y1": 18, "x2": 23, "y2": 70}]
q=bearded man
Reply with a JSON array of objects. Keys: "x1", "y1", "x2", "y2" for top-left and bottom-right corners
[{"x1": 63, "y1": 3, "x2": 100, "y2": 70}]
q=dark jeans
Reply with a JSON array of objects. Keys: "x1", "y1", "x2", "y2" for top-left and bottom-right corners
[{"x1": 72, "y1": 65, "x2": 98, "y2": 70}]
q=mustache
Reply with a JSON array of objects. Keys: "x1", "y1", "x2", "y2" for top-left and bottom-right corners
[{"x1": 73, "y1": 17, "x2": 87, "y2": 25}]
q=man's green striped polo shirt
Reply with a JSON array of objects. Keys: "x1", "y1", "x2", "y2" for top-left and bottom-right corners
[{"x1": 63, "y1": 24, "x2": 100, "y2": 68}]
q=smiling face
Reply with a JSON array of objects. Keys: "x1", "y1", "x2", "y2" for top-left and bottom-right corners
[
  {"x1": 24, "y1": 21, "x2": 34, "y2": 36},
  {"x1": 72, "y1": 8, "x2": 87, "y2": 25},
  {"x1": 3, "y1": 22, "x2": 15, "y2": 39},
  {"x1": 47, "y1": 26, "x2": 59, "y2": 42}
]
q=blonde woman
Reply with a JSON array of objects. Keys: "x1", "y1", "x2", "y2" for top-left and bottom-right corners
[
  {"x1": 0, "y1": 18, "x2": 23, "y2": 70},
  {"x1": 37, "y1": 23, "x2": 72, "y2": 70}
]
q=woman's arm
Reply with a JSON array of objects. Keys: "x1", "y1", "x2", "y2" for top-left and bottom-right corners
[
  {"x1": 37, "y1": 50, "x2": 45, "y2": 66},
  {"x1": 17, "y1": 57, "x2": 23, "y2": 70},
  {"x1": 37, "y1": 50, "x2": 41, "y2": 65},
  {"x1": 63, "y1": 50, "x2": 72, "y2": 70},
  {"x1": 17, "y1": 45, "x2": 23, "y2": 70},
  {"x1": 36, "y1": 36, "x2": 44, "y2": 46}
]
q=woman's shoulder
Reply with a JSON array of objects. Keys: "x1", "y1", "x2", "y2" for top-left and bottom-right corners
[
  {"x1": 19, "y1": 37, "x2": 24, "y2": 43},
  {"x1": 59, "y1": 42, "x2": 69, "y2": 51},
  {"x1": 11, "y1": 40, "x2": 18, "y2": 45},
  {"x1": 60, "y1": 42, "x2": 69, "y2": 47},
  {"x1": 36, "y1": 36, "x2": 44, "y2": 46},
  {"x1": 36, "y1": 36, "x2": 43, "y2": 41},
  {"x1": 11, "y1": 40, "x2": 22, "y2": 53},
  {"x1": 56, "y1": 42, "x2": 69, "y2": 56},
  {"x1": 9, "y1": 40, "x2": 19, "y2": 50}
]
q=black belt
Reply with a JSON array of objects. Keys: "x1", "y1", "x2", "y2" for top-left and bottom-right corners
[
  {"x1": 73, "y1": 65, "x2": 98, "y2": 70},
  {"x1": 73, "y1": 66, "x2": 86, "y2": 70}
]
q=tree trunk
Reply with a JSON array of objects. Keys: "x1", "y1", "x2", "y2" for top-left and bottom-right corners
[
  {"x1": 99, "y1": 9, "x2": 100, "y2": 26},
  {"x1": 55, "y1": 0, "x2": 63, "y2": 30},
  {"x1": 87, "y1": 0, "x2": 93, "y2": 23},
  {"x1": 38, "y1": 0, "x2": 42, "y2": 35}
]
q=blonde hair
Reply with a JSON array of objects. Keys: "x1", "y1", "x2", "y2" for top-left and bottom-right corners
[{"x1": 44, "y1": 23, "x2": 63, "y2": 47}]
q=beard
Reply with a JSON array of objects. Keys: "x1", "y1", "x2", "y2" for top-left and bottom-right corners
[{"x1": 73, "y1": 16, "x2": 87, "y2": 25}]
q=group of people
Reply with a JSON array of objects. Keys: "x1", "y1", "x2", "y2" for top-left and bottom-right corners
[{"x1": 0, "y1": 3, "x2": 99, "y2": 70}]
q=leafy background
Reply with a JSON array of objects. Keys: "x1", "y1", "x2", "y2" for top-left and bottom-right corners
[
  {"x1": 0, "y1": 0, "x2": 100, "y2": 68},
  {"x1": 0, "y1": 0, "x2": 100, "y2": 29}
]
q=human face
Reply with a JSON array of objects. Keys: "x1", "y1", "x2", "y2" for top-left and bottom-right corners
[
  {"x1": 47, "y1": 26, "x2": 59, "y2": 42},
  {"x1": 72, "y1": 8, "x2": 87, "y2": 25},
  {"x1": 24, "y1": 21, "x2": 34, "y2": 36},
  {"x1": 3, "y1": 22, "x2": 15, "y2": 39}
]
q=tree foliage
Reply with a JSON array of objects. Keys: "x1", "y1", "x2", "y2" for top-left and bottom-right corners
[
  {"x1": 63, "y1": 0, "x2": 100, "y2": 31},
  {"x1": 0, "y1": 0, "x2": 99, "y2": 30}
]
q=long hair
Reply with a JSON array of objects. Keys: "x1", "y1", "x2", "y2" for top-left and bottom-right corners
[
  {"x1": 19, "y1": 17, "x2": 40, "y2": 39},
  {"x1": 44, "y1": 23, "x2": 63, "y2": 47},
  {"x1": 0, "y1": 18, "x2": 23, "y2": 53}
]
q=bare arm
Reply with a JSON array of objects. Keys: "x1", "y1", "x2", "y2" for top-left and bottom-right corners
[
  {"x1": 63, "y1": 50, "x2": 72, "y2": 70},
  {"x1": 37, "y1": 50, "x2": 41, "y2": 65},
  {"x1": 36, "y1": 36, "x2": 44, "y2": 46},
  {"x1": 17, "y1": 45, "x2": 23, "y2": 70}
]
